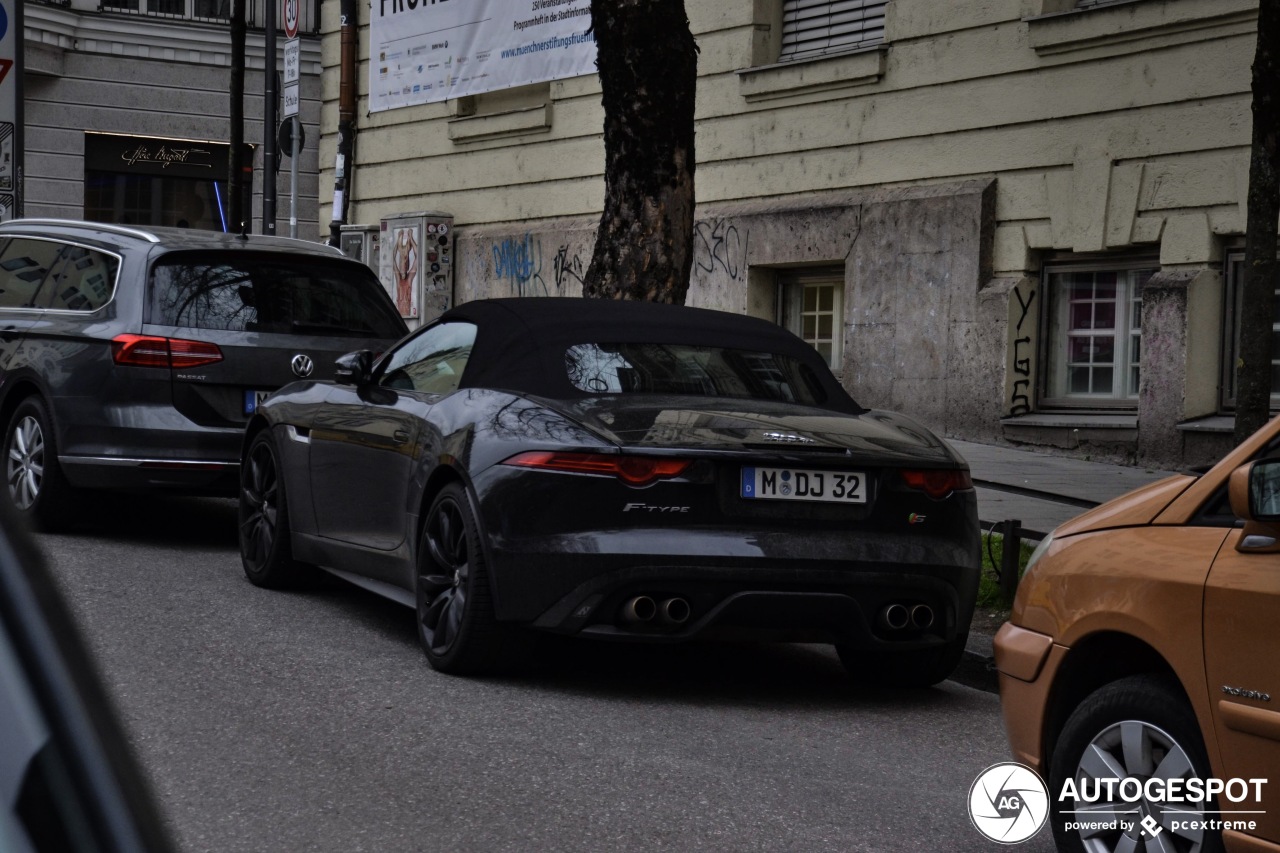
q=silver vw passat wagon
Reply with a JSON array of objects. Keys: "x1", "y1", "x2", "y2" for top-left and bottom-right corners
[{"x1": 0, "y1": 219, "x2": 408, "y2": 530}]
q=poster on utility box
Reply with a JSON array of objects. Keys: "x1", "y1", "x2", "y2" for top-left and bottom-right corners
[{"x1": 369, "y1": 0, "x2": 596, "y2": 112}]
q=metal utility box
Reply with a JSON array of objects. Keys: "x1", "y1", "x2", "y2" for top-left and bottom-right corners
[
  {"x1": 378, "y1": 212, "x2": 454, "y2": 329},
  {"x1": 338, "y1": 224, "x2": 380, "y2": 274}
]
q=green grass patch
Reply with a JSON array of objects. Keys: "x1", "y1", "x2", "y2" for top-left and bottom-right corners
[{"x1": 978, "y1": 531, "x2": 1036, "y2": 609}]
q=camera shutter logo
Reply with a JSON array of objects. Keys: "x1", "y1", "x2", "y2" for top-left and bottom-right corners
[
  {"x1": 969, "y1": 762, "x2": 1049, "y2": 844},
  {"x1": 291, "y1": 354, "x2": 314, "y2": 378}
]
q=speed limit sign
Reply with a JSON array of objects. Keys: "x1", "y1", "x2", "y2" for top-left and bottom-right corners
[{"x1": 283, "y1": 0, "x2": 299, "y2": 38}]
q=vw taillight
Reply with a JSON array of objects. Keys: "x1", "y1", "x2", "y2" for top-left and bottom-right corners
[{"x1": 112, "y1": 335, "x2": 223, "y2": 369}]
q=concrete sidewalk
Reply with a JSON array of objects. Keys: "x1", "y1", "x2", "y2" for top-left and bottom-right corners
[
  {"x1": 944, "y1": 439, "x2": 1181, "y2": 690},
  {"x1": 949, "y1": 438, "x2": 1179, "y2": 539}
]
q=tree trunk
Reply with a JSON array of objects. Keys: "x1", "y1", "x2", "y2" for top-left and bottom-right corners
[
  {"x1": 1235, "y1": 0, "x2": 1280, "y2": 444},
  {"x1": 582, "y1": 0, "x2": 697, "y2": 304},
  {"x1": 228, "y1": 0, "x2": 247, "y2": 232}
]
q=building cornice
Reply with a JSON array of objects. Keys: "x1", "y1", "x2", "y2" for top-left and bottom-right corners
[{"x1": 24, "y1": 3, "x2": 321, "y2": 73}]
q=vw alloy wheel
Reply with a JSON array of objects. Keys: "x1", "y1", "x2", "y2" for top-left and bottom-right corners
[{"x1": 7, "y1": 414, "x2": 45, "y2": 510}]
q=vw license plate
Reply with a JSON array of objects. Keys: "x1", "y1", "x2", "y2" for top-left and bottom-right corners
[
  {"x1": 244, "y1": 390, "x2": 270, "y2": 415},
  {"x1": 741, "y1": 466, "x2": 867, "y2": 504}
]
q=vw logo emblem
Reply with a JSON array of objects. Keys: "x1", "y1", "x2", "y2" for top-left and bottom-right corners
[{"x1": 291, "y1": 354, "x2": 315, "y2": 378}]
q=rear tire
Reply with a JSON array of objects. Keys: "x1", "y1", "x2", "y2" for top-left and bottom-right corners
[
  {"x1": 3, "y1": 397, "x2": 74, "y2": 532},
  {"x1": 836, "y1": 638, "x2": 965, "y2": 687},
  {"x1": 416, "y1": 483, "x2": 520, "y2": 675},
  {"x1": 239, "y1": 429, "x2": 304, "y2": 589}
]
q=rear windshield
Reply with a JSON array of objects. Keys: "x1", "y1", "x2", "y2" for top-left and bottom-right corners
[
  {"x1": 565, "y1": 342, "x2": 828, "y2": 406},
  {"x1": 148, "y1": 253, "x2": 406, "y2": 339}
]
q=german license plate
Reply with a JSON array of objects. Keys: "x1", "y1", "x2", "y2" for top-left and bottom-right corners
[
  {"x1": 741, "y1": 466, "x2": 867, "y2": 503},
  {"x1": 243, "y1": 390, "x2": 270, "y2": 415}
]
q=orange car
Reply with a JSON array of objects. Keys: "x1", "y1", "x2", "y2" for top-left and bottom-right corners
[{"x1": 995, "y1": 420, "x2": 1280, "y2": 852}]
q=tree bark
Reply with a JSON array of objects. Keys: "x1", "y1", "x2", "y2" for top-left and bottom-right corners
[
  {"x1": 228, "y1": 0, "x2": 247, "y2": 232},
  {"x1": 1235, "y1": 0, "x2": 1280, "y2": 444},
  {"x1": 582, "y1": 0, "x2": 697, "y2": 304}
]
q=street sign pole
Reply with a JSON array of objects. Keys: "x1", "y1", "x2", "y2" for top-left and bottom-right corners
[
  {"x1": 262, "y1": 0, "x2": 277, "y2": 234},
  {"x1": 283, "y1": 37, "x2": 300, "y2": 238},
  {"x1": 289, "y1": 115, "x2": 299, "y2": 238}
]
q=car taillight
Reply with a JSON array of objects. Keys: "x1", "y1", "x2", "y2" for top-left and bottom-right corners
[
  {"x1": 112, "y1": 334, "x2": 223, "y2": 369},
  {"x1": 900, "y1": 469, "x2": 973, "y2": 499},
  {"x1": 503, "y1": 451, "x2": 691, "y2": 486}
]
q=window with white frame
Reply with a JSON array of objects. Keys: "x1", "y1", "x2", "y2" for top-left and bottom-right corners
[
  {"x1": 1223, "y1": 252, "x2": 1280, "y2": 408},
  {"x1": 779, "y1": 268, "x2": 845, "y2": 370},
  {"x1": 1042, "y1": 262, "x2": 1155, "y2": 406},
  {"x1": 779, "y1": 1, "x2": 888, "y2": 63}
]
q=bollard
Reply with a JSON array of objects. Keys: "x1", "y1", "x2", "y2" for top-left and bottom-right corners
[{"x1": 1000, "y1": 518, "x2": 1022, "y2": 606}]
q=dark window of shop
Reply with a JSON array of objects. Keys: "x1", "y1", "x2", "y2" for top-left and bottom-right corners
[
  {"x1": 83, "y1": 133, "x2": 252, "y2": 233},
  {"x1": 1222, "y1": 251, "x2": 1280, "y2": 410},
  {"x1": 1041, "y1": 259, "x2": 1157, "y2": 408}
]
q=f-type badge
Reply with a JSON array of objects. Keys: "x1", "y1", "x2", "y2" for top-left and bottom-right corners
[{"x1": 291, "y1": 354, "x2": 315, "y2": 378}]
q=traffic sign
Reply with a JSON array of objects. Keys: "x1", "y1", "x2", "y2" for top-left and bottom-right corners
[
  {"x1": 283, "y1": 38, "x2": 300, "y2": 85},
  {"x1": 282, "y1": 82, "x2": 300, "y2": 118},
  {"x1": 283, "y1": 0, "x2": 299, "y2": 38}
]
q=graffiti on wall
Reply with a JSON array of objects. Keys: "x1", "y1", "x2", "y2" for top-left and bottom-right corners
[
  {"x1": 490, "y1": 233, "x2": 589, "y2": 298},
  {"x1": 693, "y1": 219, "x2": 749, "y2": 281},
  {"x1": 553, "y1": 244, "x2": 586, "y2": 292},
  {"x1": 1009, "y1": 282, "x2": 1036, "y2": 416},
  {"x1": 492, "y1": 233, "x2": 545, "y2": 296}
]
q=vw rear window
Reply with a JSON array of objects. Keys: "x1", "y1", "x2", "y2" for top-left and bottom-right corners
[
  {"x1": 148, "y1": 253, "x2": 405, "y2": 338},
  {"x1": 565, "y1": 342, "x2": 828, "y2": 405}
]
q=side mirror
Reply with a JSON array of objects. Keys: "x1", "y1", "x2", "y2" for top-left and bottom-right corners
[
  {"x1": 1229, "y1": 460, "x2": 1280, "y2": 552},
  {"x1": 334, "y1": 350, "x2": 375, "y2": 386}
]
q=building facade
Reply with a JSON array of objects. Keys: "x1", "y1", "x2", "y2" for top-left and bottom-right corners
[
  {"x1": 23, "y1": 0, "x2": 322, "y2": 235},
  {"x1": 320, "y1": 0, "x2": 1265, "y2": 469}
]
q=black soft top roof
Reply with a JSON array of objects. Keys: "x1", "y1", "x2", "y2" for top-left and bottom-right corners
[{"x1": 440, "y1": 297, "x2": 862, "y2": 413}]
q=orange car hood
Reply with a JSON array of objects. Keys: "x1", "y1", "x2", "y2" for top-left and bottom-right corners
[{"x1": 1052, "y1": 474, "x2": 1197, "y2": 537}]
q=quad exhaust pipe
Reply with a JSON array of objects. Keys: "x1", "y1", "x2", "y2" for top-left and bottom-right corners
[
  {"x1": 620, "y1": 595, "x2": 690, "y2": 626},
  {"x1": 877, "y1": 602, "x2": 935, "y2": 632},
  {"x1": 621, "y1": 595, "x2": 657, "y2": 624}
]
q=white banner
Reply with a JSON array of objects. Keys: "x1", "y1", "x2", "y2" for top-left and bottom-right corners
[{"x1": 369, "y1": 0, "x2": 596, "y2": 112}]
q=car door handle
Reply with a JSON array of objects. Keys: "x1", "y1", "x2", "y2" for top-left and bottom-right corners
[{"x1": 393, "y1": 429, "x2": 410, "y2": 444}]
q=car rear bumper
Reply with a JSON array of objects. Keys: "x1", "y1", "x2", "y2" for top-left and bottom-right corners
[{"x1": 489, "y1": 549, "x2": 980, "y2": 649}]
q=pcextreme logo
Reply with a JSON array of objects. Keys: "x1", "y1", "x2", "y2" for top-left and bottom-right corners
[{"x1": 968, "y1": 762, "x2": 1049, "y2": 844}]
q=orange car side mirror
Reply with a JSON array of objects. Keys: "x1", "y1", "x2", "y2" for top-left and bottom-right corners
[{"x1": 1229, "y1": 460, "x2": 1280, "y2": 552}]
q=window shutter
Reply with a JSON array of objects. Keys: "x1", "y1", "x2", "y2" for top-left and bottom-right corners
[{"x1": 779, "y1": 0, "x2": 888, "y2": 63}]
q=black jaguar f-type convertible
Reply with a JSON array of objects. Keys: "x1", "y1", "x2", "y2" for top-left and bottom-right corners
[{"x1": 238, "y1": 297, "x2": 980, "y2": 684}]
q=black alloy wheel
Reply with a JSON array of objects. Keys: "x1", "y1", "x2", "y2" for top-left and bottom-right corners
[
  {"x1": 3, "y1": 397, "x2": 72, "y2": 532},
  {"x1": 416, "y1": 482, "x2": 515, "y2": 675},
  {"x1": 1049, "y1": 675, "x2": 1223, "y2": 853},
  {"x1": 239, "y1": 430, "x2": 302, "y2": 588}
]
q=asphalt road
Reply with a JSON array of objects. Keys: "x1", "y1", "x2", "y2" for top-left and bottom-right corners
[{"x1": 35, "y1": 495, "x2": 1054, "y2": 853}]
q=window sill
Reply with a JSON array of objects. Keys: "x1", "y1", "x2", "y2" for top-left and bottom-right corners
[
  {"x1": 737, "y1": 46, "x2": 886, "y2": 104},
  {"x1": 1001, "y1": 412, "x2": 1138, "y2": 448},
  {"x1": 1176, "y1": 415, "x2": 1234, "y2": 434},
  {"x1": 447, "y1": 104, "x2": 551, "y2": 144},
  {"x1": 1024, "y1": 0, "x2": 1255, "y2": 57}
]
